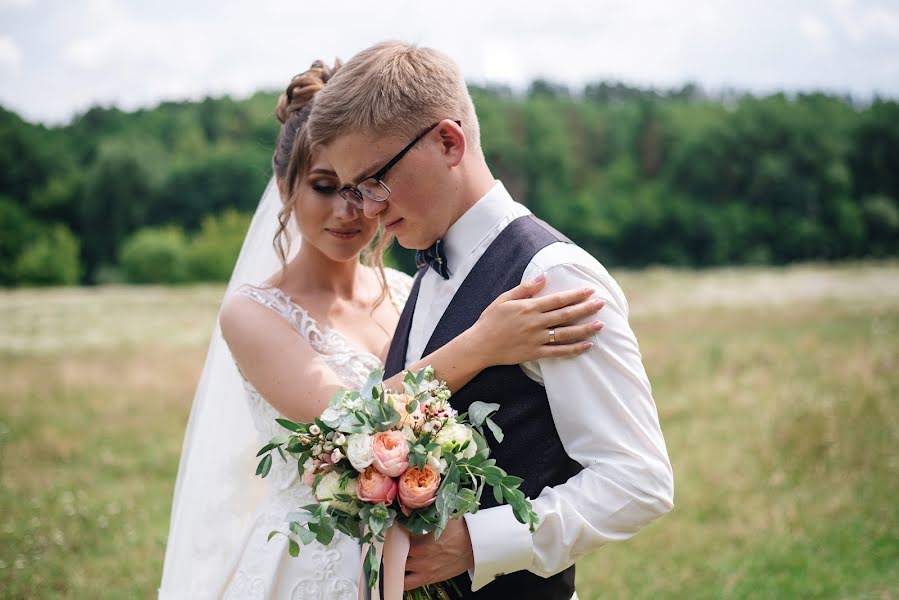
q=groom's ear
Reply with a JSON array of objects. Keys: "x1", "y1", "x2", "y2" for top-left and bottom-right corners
[{"x1": 436, "y1": 119, "x2": 465, "y2": 168}]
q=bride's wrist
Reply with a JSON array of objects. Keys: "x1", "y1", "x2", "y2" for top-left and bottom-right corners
[{"x1": 458, "y1": 324, "x2": 493, "y2": 370}]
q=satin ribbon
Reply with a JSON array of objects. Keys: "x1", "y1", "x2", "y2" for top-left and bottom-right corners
[{"x1": 358, "y1": 523, "x2": 411, "y2": 600}]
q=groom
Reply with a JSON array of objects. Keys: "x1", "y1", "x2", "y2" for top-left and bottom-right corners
[{"x1": 308, "y1": 42, "x2": 674, "y2": 600}]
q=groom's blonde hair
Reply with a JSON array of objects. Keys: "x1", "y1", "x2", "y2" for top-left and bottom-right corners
[{"x1": 307, "y1": 41, "x2": 481, "y2": 155}]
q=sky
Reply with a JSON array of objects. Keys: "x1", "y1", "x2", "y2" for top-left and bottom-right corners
[{"x1": 2, "y1": 0, "x2": 898, "y2": 125}]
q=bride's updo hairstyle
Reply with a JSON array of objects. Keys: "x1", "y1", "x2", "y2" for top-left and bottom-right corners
[{"x1": 271, "y1": 60, "x2": 394, "y2": 307}]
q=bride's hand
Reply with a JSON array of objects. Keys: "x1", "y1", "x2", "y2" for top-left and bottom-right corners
[{"x1": 466, "y1": 273, "x2": 604, "y2": 366}]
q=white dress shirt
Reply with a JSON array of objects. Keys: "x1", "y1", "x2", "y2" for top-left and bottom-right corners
[{"x1": 404, "y1": 181, "x2": 674, "y2": 592}]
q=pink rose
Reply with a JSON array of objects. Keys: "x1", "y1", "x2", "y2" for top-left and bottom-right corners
[
  {"x1": 371, "y1": 431, "x2": 410, "y2": 477},
  {"x1": 356, "y1": 466, "x2": 398, "y2": 504},
  {"x1": 398, "y1": 465, "x2": 440, "y2": 515}
]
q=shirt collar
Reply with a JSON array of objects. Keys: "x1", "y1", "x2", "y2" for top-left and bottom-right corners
[{"x1": 442, "y1": 180, "x2": 523, "y2": 272}]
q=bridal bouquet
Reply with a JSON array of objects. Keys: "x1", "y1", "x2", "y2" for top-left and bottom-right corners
[{"x1": 255, "y1": 366, "x2": 538, "y2": 600}]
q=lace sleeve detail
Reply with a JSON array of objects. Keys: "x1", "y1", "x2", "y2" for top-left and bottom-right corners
[
  {"x1": 384, "y1": 268, "x2": 414, "y2": 311},
  {"x1": 232, "y1": 284, "x2": 329, "y2": 354}
]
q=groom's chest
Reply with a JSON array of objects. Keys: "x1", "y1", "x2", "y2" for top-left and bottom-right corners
[{"x1": 405, "y1": 269, "x2": 469, "y2": 364}]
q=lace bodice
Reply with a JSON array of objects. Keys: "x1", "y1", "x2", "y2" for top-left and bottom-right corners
[
  {"x1": 219, "y1": 268, "x2": 413, "y2": 600},
  {"x1": 233, "y1": 267, "x2": 414, "y2": 492}
]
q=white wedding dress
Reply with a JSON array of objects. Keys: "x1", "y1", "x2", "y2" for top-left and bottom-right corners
[{"x1": 220, "y1": 268, "x2": 413, "y2": 600}]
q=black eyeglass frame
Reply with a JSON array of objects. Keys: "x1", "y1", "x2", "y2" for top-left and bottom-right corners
[{"x1": 338, "y1": 119, "x2": 462, "y2": 208}]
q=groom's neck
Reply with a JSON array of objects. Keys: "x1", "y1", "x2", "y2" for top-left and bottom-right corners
[{"x1": 443, "y1": 159, "x2": 496, "y2": 236}]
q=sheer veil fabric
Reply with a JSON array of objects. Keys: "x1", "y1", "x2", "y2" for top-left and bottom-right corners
[{"x1": 158, "y1": 178, "x2": 299, "y2": 599}]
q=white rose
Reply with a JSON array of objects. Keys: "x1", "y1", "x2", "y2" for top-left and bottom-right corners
[
  {"x1": 435, "y1": 421, "x2": 474, "y2": 456},
  {"x1": 314, "y1": 471, "x2": 360, "y2": 515},
  {"x1": 346, "y1": 433, "x2": 374, "y2": 472}
]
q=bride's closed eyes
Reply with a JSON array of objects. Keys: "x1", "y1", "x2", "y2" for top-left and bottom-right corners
[{"x1": 308, "y1": 178, "x2": 339, "y2": 196}]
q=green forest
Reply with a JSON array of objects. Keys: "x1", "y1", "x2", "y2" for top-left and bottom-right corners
[{"x1": 2, "y1": 82, "x2": 897, "y2": 286}]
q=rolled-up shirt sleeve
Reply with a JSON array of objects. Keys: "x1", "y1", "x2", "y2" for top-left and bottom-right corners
[{"x1": 464, "y1": 247, "x2": 674, "y2": 590}]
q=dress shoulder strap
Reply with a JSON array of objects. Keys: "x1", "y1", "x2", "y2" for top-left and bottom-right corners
[{"x1": 233, "y1": 284, "x2": 328, "y2": 353}]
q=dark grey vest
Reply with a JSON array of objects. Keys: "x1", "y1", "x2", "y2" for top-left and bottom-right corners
[{"x1": 385, "y1": 215, "x2": 582, "y2": 600}]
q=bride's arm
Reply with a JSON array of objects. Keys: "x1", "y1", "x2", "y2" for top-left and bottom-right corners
[
  {"x1": 220, "y1": 297, "x2": 346, "y2": 423},
  {"x1": 382, "y1": 273, "x2": 604, "y2": 393}
]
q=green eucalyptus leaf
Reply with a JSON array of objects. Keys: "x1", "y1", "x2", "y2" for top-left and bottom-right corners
[
  {"x1": 296, "y1": 526, "x2": 317, "y2": 545},
  {"x1": 362, "y1": 368, "x2": 384, "y2": 400},
  {"x1": 485, "y1": 417, "x2": 504, "y2": 443},
  {"x1": 316, "y1": 516, "x2": 335, "y2": 545},
  {"x1": 467, "y1": 402, "x2": 500, "y2": 427},
  {"x1": 502, "y1": 475, "x2": 524, "y2": 487}
]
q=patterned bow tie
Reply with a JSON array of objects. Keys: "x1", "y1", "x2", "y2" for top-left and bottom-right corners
[{"x1": 415, "y1": 239, "x2": 450, "y2": 279}]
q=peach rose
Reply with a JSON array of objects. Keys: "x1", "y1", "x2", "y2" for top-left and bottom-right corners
[
  {"x1": 371, "y1": 431, "x2": 410, "y2": 477},
  {"x1": 398, "y1": 465, "x2": 440, "y2": 515},
  {"x1": 356, "y1": 466, "x2": 398, "y2": 505}
]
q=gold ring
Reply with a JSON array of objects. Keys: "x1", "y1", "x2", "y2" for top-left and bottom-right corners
[{"x1": 548, "y1": 328, "x2": 556, "y2": 344}]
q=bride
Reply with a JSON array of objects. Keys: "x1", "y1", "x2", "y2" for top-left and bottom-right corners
[{"x1": 158, "y1": 60, "x2": 603, "y2": 600}]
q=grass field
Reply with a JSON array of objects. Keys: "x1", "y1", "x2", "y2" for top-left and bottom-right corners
[{"x1": 1, "y1": 263, "x2": 897, "y2": 599}]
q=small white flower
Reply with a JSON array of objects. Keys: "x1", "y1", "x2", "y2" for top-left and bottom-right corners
[
  {"x1": 422, "y1": 422, "x2": 434, "y2": 433},
  {"x1": 331, "y1": 448, "x2": 343, "y2": 463},
  {"x1": 333, "y1": 433, "x2": 347, "y2": 446},
  {"x1": 312, "y1": 444, "x2": 323, "y2": 456},
  {"x1": 309, "y1": 425, "x2": 321, "y2": 435},
  {"x1": 323, "y1": 442, "x2": 334, "y2": 452}
]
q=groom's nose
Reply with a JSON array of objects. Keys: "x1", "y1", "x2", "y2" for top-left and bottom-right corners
[{"x1": 362, "y1": 197, "x2": 387, "y2": 219}]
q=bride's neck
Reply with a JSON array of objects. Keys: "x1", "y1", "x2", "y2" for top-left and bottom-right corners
[{"x1": 284, "y1": 244, "x2": 362, "y2": 300}]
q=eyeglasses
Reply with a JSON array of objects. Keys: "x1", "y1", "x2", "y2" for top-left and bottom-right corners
[{"x1": 338, "y1": 120, "x2": 462, "y2": 209}]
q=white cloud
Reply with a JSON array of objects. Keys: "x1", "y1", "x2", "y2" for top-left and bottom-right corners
[
  {"x1": 798, "y1": 14, "x2": 833, "y2": 52},
  {"x1": 0, "y1": 0, "x2": 36, "y2": 9},
  {"x1": 0, "y1": 35, "x2": 23, "y2": 72}
]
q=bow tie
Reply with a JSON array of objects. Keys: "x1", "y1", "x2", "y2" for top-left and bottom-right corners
[{"x1": 415, "y1": 239, "x2": 450, "y2": 279}]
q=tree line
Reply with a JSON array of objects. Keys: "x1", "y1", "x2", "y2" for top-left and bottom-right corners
[{"x1": 1, "y1": 81, "x2": 896, "y2": 286}]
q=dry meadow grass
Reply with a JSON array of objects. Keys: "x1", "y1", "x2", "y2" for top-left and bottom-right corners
[{"x1": 1, "y1": 263, "x2": 897, "y2": 599}]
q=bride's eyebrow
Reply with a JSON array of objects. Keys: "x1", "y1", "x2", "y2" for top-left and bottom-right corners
[{"x1": 307, "y1": 167, "x2": 338, "y2": 177}]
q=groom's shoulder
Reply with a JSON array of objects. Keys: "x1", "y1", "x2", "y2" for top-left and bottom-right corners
[{"x1": 529, "y1": 239, "x2": 630, "y2": 314}]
